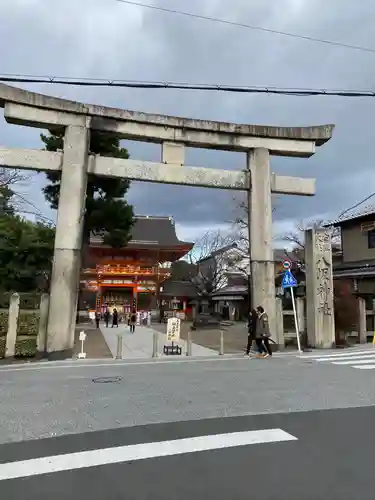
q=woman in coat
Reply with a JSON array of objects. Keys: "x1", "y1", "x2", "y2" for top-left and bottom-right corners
[{"x1": 255, "y1": 306, "x2": 272, "y2": 357}]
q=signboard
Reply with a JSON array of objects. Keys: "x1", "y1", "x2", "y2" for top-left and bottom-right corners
[
  {"x1": 281, "y1": 270, "x2": 297, "y2": 289},
  {"x1": 79, "y1": 331, "x2": 87, "y2": 342},
  {"x1": 78, "y1": 331, "x2": 87, "y2": 359},
  {"x1": 101, "y1": 279, "x2": 134, "y2": 284},
  {"x1": 166, "y1": 317, "x2": 181, "y2": 342}
]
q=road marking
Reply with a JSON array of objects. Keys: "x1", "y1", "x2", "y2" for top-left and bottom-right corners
[
  {"x1": 0, "y1": 429, "x2": 297, "y2": 481},
  {"x1": 298, "y1": 349, "x2": 375, "y2": 370},
  {"x1": 299, "y1": 349, "x2": 375, "y2": 360},
  {"x1": 318, "y1": 354, "x2": 375, "y2": 363},
  {"x1": 332, "y1": 358, "x2": 375, "y2": 365}
]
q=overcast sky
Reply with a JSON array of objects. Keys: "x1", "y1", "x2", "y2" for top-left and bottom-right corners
[{"x1": 1, "y1": 0, "x2": 375, "y2": 243}]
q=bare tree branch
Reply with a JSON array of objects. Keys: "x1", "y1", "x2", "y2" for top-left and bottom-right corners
[
  {"x1": 0, "y1": 168, "x2": 52, "y2": 222},
  {"x1": 0, "y1": 167, "x2": 30, "y2": 189},
  {"x1": 184, "y1": 229, "x2": 240, "y2": 296},
  {"x1": 229, "y1": 192, "x2": 279, "y2": 259},
  {"x1": 279, "y1": 218, "x2": 341, "y2": 267}
]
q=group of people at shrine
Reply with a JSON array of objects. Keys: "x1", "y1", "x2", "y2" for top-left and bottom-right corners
[{"x1": 95, "y1": 308, "x2": 138, "y2": 333}]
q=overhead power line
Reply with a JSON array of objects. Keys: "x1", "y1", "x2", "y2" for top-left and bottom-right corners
[
  {"x1": 115, "y1": 0, "x2": 375, "y2": 54},
  {"x1": 1, "y1": 73, "x2": 375, "y2": 97}
]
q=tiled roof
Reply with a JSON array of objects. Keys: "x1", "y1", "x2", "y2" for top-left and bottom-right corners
[
  {"x1": 211, "y1": 285, "x2": 247, "y2": 296},
  {"x1": 331, "y1": 202, "x2": 375, "y2": 226},
  {"x1": 90, "y1": 216, "x2": 194, "y2": 248},
  {"x1": 160, "y1": 280, "x2": 197, "y2": 298}
]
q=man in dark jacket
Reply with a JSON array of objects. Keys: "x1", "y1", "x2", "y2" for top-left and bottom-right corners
[{"x1": 245, "y1": 309, "x2": 258, "y2": 356}]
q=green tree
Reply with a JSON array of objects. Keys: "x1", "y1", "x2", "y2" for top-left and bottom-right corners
[
  {"x1": 0, "y1": 185, "x2": 15, "y2": 216},
  {"x1": 40, "y1": 130, "x2": 134, "y2": 249},
  {"x1": 0, "y1": 211, "x2": 55, "y2": 292}
]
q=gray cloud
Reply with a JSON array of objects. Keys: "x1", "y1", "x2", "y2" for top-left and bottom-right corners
[{"x1": 1, "y1": 0, "x2": 375, "y2": 238}]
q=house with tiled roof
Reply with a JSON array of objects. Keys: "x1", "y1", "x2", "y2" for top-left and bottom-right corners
[{"x1": 327, "y1": 204, "x2": 375, "y2": 327}]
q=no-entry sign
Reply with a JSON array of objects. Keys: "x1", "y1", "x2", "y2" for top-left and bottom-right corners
[{"x1": 282, "y1": 259, "x2": 291, "y2": 270}]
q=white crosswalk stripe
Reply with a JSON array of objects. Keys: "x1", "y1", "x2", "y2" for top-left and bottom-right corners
[
  {"x1": 298, "y1": 348, "x2": 375, "y2": 370},
  {"x1": 0, "y1": 428, "x2": 297, "y2": 481}
]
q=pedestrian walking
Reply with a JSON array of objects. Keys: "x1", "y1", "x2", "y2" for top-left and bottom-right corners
[
  {"x1": 112, "y1": 308, "x2": 118, "y2": 328},
  {"x1": 129, "y1": 308, "x2": 137, "y2": 333},
  {"x1": 245, "y1": 309, "x2": 258, "y2": 356},
  {"x1": 95, "y1": 311, "x2": 100, "y2": 329},
  {"x1": 103, "y1": 310, "x2": 109, "y2": 328},
  {"x1": 255, "y1": 305, "x2": 272, "y2": 358}
]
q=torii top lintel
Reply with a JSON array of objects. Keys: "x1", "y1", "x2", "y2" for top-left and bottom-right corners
[{"x1": 0, "y1": 83, "x2": 334, "y2": 158}]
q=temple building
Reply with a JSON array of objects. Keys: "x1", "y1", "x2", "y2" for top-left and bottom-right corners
[{"x1": 80, "y1": 216, "x2": 194, "y2": 315}]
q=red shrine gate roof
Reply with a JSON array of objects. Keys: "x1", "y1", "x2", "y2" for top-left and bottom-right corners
[{"x1": 89, "y1": 216, "x2": 194, "y2": 250}]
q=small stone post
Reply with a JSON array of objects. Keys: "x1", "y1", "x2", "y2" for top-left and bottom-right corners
[
  {"x1": 219, "y1": 330, "x2": 224, "y2": 355},
  {"x1": 275, "y1": 297, "x2": 284, "y2": 348},
  {"x1": 115, "y1": 334, "x2": 123, "y2": 359},
  {"x1": 37, "y1": 294, "x2": 50, "y2": 353},
  {"x1": 5, "y1": 293, "x2": 20, "y2": 358},
  {"x1": 152, "y1": 329, "x2": 159, "y2": 358},
  {"x1": 186, "y1": 328, "x2": 192, "y2": 356},
  {"x1": 296, "y1": 298, "x2": 305, "y2": 336},
  {"x1": 358, "y1": 297, "x2": 367, "y2": 344}
]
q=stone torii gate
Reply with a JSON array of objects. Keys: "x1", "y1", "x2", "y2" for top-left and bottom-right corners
[{"x1": 0, "y1": 84, "x2": 334, "y2": 352}]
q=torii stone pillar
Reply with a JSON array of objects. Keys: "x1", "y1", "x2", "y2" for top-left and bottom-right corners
[
  {"x1": 47, "y1": 125, "x2": 90, "y2": 352},
  {"x1": 305, "y1": 228, "x2": 335, "y2": 348},
  {"x1": 247, "y1": 148, "x2": 276, "y2": 342},
  {"x1": 0, "y1": 83, "x2": 334, "y2": 353}
]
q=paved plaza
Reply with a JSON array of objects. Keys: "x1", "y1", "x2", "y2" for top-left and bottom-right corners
[{"x1": 99, "y1": 324, "x2": 217, "y2": 359}]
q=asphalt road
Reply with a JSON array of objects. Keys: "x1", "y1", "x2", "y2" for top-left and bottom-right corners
[
  {"x1": 1, "y1": 350, "x2": 375, "y2": 499},
  {"x1": 1, "y1": 406, "x2": 375, "y2": 499}
]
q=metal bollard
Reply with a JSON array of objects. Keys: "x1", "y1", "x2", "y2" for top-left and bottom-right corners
[
  {"x1": 116, "y1": 333, "x2": 123, "y2": 360},
  {"x1": 152, "y1": 329, "x2": 159, "y2": 358},
  {"x1": 219, "y1": 330, "x2": 224, "y2": 355},
  {"x1": 186, "y1": 328, "x2": 192, "y2": 356}
]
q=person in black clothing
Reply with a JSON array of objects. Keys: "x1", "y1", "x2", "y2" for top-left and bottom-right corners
[
  {"x1": 245, "y1": 309, "x2": 258, "y2": 356},
  {"x1": 129, "y1": 308, "x2": 137, "y2": 333},
  {"x1": 103, "y1": 310, "x2": 109, "y2": 328},
  {"x1": 95, "y1": 311, "x2": 100, "y2": 329},
  {"x1": 112, "y1": 308, "x2": 118, "y2": 328}
]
